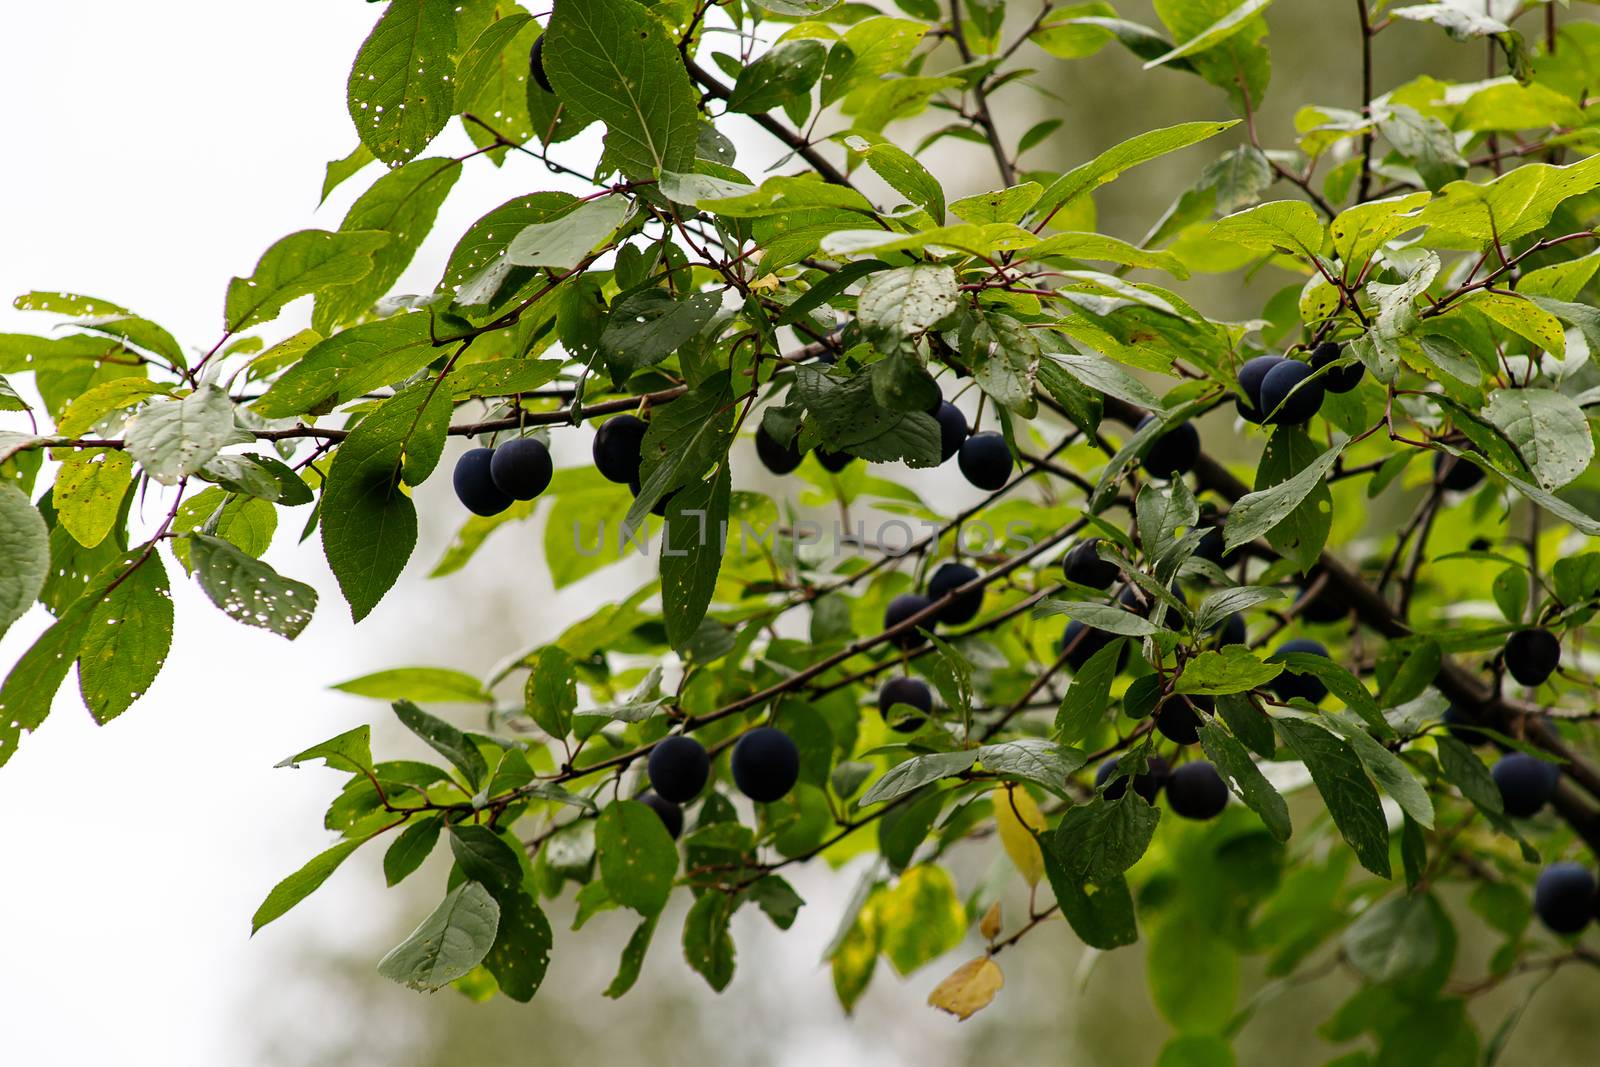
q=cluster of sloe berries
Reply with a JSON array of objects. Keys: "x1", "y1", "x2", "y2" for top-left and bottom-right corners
[{"x1": 639, "y1": 727, "x2": 802, "y2": 839}]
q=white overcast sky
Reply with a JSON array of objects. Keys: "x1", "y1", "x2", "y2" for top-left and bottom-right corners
[{"x1": 0, "y1": 5, "x2": 1008, "y2": 1065}]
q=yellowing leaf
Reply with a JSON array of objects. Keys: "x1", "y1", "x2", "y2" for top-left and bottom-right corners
[
  {"x1": 926, "y1": 956, "x2": 1004, "y2": 1021},
  {"x1": 980, "y1": 901, "x2": 1003, "y2": 941},
  {"x1": 993, "y1": 785, "x2": 1047, "y2": 887}
]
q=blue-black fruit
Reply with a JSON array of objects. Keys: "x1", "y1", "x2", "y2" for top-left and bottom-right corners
[
  {"x1": 1062, "y1": 620, "x2": 1127, "y2": 672},
  {"x1": 1211, "y1": 612, "x2": 1247, "y2": 647},
  {"x1": 755, "y1": 423, "x2": 804, "y2": 475},
  {"x1": 453, "y1": 447, "x2": 514, "y2": 516},
  {"x1": 884, "y1": 593, "x2": 934, "y2": 647},
  {"x1": 1194, "y1": 524, "x2": 1232, "y2": 567},
  {"x1": 1492, "y1": 753, "x2": 1560, "y2": 817},
  {"x1": 1237, "y1": 355, "x2": 1288, "y2": 423},
  {"x1": 490, "y1": 437, "x2": 553, "y2": 501},
  {"x1": 1155, "y1": 693, "x2": 1213, "y2": 745},
  {"x1": 1295, "y1": 572, "x2": 1349, "y2": 624},
  {"x1": 1064, "y1": 539, "x2": 1120, "y2": 589},
  {"x1": 637, "y1": 791, "x2": 683, "y2": 839},
  {"x1": 647, "y1": 735, "x2": 710, "y2": 803},
  {"x1": 1269, "y1": 638, "x2": 1329, "y2": 704},
  {"x1": 817, "y1": 447, "x2": 855, "y2": 473},
  {"x1": 1435, "y1": 452, "x2": 1484, "y2": 492},
  {"x1": 1167, "y1": 761, "x2": 1229, "y2": 820},
  {"x1": 878, "y1": 676, "x2": 932, "y2": 733},
  {"x1": 593, "y1": 414, "x2": 647, "y2": 485},
  {"x1": 1442, "y1": 703, "x2": 1484, "y2": 745},
  {"x1": 1137, "y1": 416, "x2": 1199, "y2": 479},
  {"x1": 731, "y1": 726, "x2": 800, "y2": 803},
  {"x1": 1096, "y1": 755, "x2": 1169, "y2": 803},
  {"x1": 1259, "y1": 360, "x2": 1325, "y2": 424},
  {"x1": 529, "y1": 35, "x2": 553, "y2": 94},
  {"x1": 1534, "y1": 862, "x2": 1596, "y2": 935},
  {"x1": 935, "y1": 401, "x2": 968, "y2": 464},
  {"x1": 1311, "y1": 341, "x2": 1364, "y2": 393},
  {"x1": 958, "y1": 431, "x2": 1012, "y2": 490},
  {"x1": 928, "y1": 562, "x2": 982, "y2": 625},
  {"x1": 1505, "y1": 628, "x2": 1560, "y2": 687}
]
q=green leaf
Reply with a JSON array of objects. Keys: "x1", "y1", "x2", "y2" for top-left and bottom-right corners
[
  {"x1": 859, "y1": 750, "x2": 977, "y2": 806},
  {"x1": 1326, "y1": 714, "x2": 1435, "y2": 829},
  {"x1": 384, "y1": 814, "x2": 443, "y2": 886},
  {"x1": 0, "y1": 484, "x2": 47, "y2": 638},
  {"x1": 53, "y1": 449, "x2": 132, "y2": 548},
  {"x1": 977, "y1": 739, "x2": 1086, "y2": 796},
  {"x1": 791, "y1": 365, "x2": 942, "y2": 467},
  {"x1": 315, "y1": 158, "x2": 461, "y2": 331},
  {"x1": 856, "y1": 265, "x2": 959, "y2": 345},
  {"x1": 252, "y1": 836, "x2": 369, "y2": 933},
  {"x1": 1417, "y1": 154, "x2": 1600, "y2": 250},
  {"x1": 482, "y1": 885, "x2": 554, "y2": 1002},
  {"x1": 224, "y1": 229, "x2": 387, "y2": 332},
  {"x1": 449, "y1": 824, "x2": 523, "y2": 887},
  {"x1": 0, "y1": 556, "x2": 117, "y2": 767},
  {"x1": 1033, "y1": 599, "x2": 1164, "y2": 636},
  {"x1": 1343, "y1": 893, "x2": 1441, "y2": 983},
  {"x1": 455, "y1": 14, "x2": 540, "y2": 157},
  {"x1": 1330, "y1": 191, "x2": 1432, "y2": 271},
  {"x1": 1143, "y1": 0, "x2": 1276, "y2": 69},
  {"x1": 76, "y1": 549, "x2": 172, "y2": 724},
  {"x1": 1031, "y1": 231, "x2": 1189, "y2": 277},
  {"x1": 1177, "y1": 647, "x2": 1283, "y2": 696},
  {"x1": 1210, "y1": 199, "x2": 1324, "y2": 257},
  {"x1": 254, "y1": 313, "x2": 435, "y2": 418},
  {"x1": 189, "y1": 534, "x2": 317, "y2": 640},
  {"x1": 526, "y1": 646, "x2": 577, "y2": 739},
  {"x1": 1055, "y1": 636, "x2": 1125, "y2": 744},
  {"x1": 626, "y1": 374, "x2": 735, "y2": 529},
  {"x1": 846, "y1": 137, "x2": 945, "y2": 223},
  {"x1": 1197, "y1": 721, "x2": 1290, "y2": 840},
  {"x1": 393, "y1": 699, "x2": 489, "y2": 790},
  {"x1": 596, "y1": 799, "x2": 679, "y2": 915},
  {"x1": 377, "y1": 881, "x2": 502, "y2": 990},
  {"x1": 332, "y1": 666, "x2": 489, "y2": 704},
  {"x1": 950, "y1": 182, "x2": 1044, "y2": 224},
  {"x1": 545, "y1": 0, "x2": 699, "y2": 179},
  {"x1": 730, "y1": 40, "x2": 827, "y2": 116},
  {"x1": 278, "y1": 725, "x2": 373, "y2": 775},
  {"x1": 1192, "y1": 586, "x2": 1286, "y2": 633},
  {"x1": 124, "y1": 385, "x2": 251, "y2": 486},
  {"x1": 1275, "y1": 717, "x2": 1391, "y2": 878},
  {"x1": 1031, "y1": 120, "x2": 1238, "y2": 227},
  {"x1": 604, "y1": 913, "x2": 660, "y2": 998},
  {"x1": 321, "y1": 143, "x2": 374, "y2": 205},
  {"x1": 1051, "y1": 792, "x2": 1161, "y2": 883},
  {"x1": 600, "y1": 287, "x2": 721, "y2": 378},
  {"x1": 683, "y1": 890, "x2": 738, "y2": 991},
  {"x1": 1041, "y1": 859, "x2": 1138, "y2": 950},
  {"x1": 1223, "y1": 439, "x2": 1344, "y2": 556},
  {"x1": 1254, "y1": 426, "x2": 1337, "y2": 571},
  {"x1": 1147, "y1": 918, "x2": 1240, "y2": 1034},
  {"x1": 661, "y1": 465, "x2": 731, "y2": 650},
  {"x1": 346, "y1": 0, "x2": 457, "y2": 166},
  {"x1": 502, "y1": 195, "x2": 630, "y2": 272},
  {"x1": 321, "y1": 383, "x2": 451, "y2": 620},
  {"x1": 1482, "y1": 388, "x2": 1592, "y2": 492},
  {"x1": 964, "y1": 308, "x2": 1042, "y2": 417},
  {"x1": 876, "y1": 865, "x2": 967, "y2": 975}
]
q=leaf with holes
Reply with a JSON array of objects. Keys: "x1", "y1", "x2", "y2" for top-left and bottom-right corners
[
  {"x1": 76, "y1": 548, "x2": 171, "y2": 724},
  {"x1": 189, "y1": 534, "x2": 317, "y2": 639},
  {"x1": 346, "y1": 0, "x2": 456, "y2": 165}
]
